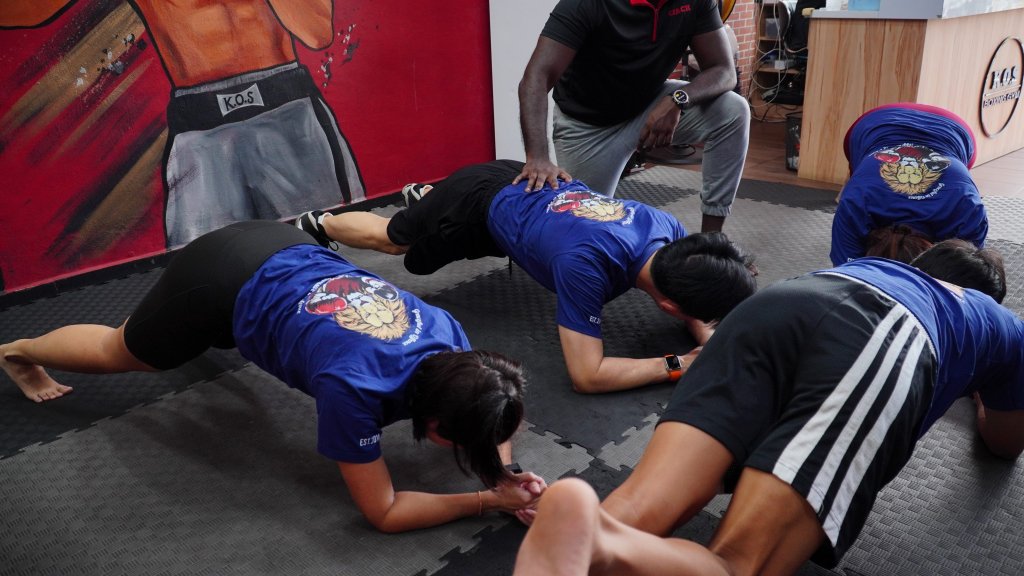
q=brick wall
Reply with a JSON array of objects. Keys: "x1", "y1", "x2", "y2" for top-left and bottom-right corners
[
  {"x1": 729, "y1": 0, "x2": 758, "y2": 98},
  {"x1": 670, "y1": 0, "x2": 759, "y2": 98}
]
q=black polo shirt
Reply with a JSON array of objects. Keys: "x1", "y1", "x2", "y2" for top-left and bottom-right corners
[{"x1": 541, "y1": 0, "x2": 722, "y2": 126}]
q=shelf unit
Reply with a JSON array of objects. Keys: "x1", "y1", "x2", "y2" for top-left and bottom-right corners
[
  {"x1": 754, "y1": 63, "x2": 801, "y2": 76},
  {"x1": 748, "y1": 0, "x2": 803, "y2": 120}
]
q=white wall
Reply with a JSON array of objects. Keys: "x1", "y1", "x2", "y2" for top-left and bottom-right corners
[{"x1": 489, "y1": 0, "x2": 559, "y2": 161}]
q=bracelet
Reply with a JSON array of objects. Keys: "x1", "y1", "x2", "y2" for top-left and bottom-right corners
[{"x1": 476, "y1": 490, "x2": 483, "y2": 516}]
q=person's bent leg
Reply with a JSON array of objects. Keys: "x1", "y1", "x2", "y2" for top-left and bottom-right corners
[
  {"x1": 671, "y1": 85, "x2": 750, "y2": 232},
  {"x1": 2, "y1": 222, "x2": 313, "y2": 403},
  {"x1": 552, "y1": 105, "x2": 642, "y2": 197},
  {"x1": 515, "y1": 478, "x2": 734, "y2": 576},
  {"x1": 1, "y1": 322, "x2": 154, "y2": 402},
  {"x1": 546, "y1": 468, "x2": 822, "y2": 576},
  {"x1": 319, "y1": 168, "x2": 486, "y2": 260},
  {"x1": 707, "y1": 467, "x2": 825, "y2": 576},
  {"x1": 602, "y1": 421, "x2": 733, "y2": 535},
  {"x1": 514, "y1": 478, "x2": 602, "y2": 576},
  {"x1": 321, "y1": 211, "x2": 407, "y2": 255}
]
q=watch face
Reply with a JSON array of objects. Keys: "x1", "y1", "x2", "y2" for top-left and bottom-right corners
[
  {"x1": 672, "y1": 89, "x2": 689, "y2": 108},
  {"x1": 665, "y1": 354, "x2": 682, "y2": 372}
]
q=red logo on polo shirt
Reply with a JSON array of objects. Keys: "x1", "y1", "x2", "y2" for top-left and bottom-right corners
[{"x1": 668, "y1": 4, "x2": 692, "y2": 16}]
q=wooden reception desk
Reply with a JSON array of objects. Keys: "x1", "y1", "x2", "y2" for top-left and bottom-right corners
[{"x1": 798, "y1": 0, "x2": 1024, "y2": 185}]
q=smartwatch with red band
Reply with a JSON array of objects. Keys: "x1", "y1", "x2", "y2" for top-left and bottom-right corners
[{"x1": 664, "y1": 354, "x2": 683, "y2": 381}]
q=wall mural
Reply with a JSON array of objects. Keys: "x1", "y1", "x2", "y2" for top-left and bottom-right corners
[{"x1": 0, "y1": 1, "x2": 495, "y2": 294}]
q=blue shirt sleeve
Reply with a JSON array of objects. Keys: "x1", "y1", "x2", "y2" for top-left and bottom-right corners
[
  {"x1": 551, "y1": 252, "x2": 611, "y2": 339},
  {"x1": 977, "y1": 370, "x2": 1024, "y2": 412},
  {"x1": 957, "y1": 195, "x2": 989, "y2": 249},
  {"x1": 314, "y1": 378, "x2": 384, "y2": 464},
  {"x1": 976, "y1": 321, "x2": 1024, "y2": 412},
  {"x1": 830, "y1": 187, "x2": 871, "y2": 266},
  {"x1": 926, "y1": 172, "x2": 988, "y2": 249}
]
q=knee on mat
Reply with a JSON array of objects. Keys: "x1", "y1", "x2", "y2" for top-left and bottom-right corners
[{"x1": 541, "y1": 478, "x2": 600, "y2": 514}]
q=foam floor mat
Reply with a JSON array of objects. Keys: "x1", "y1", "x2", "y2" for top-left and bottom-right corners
[{"x1": 1, "y1": 166, "x2": 1022, "y2": 576}]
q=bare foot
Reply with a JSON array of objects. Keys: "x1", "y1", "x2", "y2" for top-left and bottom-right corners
[{"x1": 0, "y1": 346, "x2": 73, "y2": 402}]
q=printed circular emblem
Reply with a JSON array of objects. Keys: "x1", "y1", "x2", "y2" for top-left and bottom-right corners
[
  {"x1": 304, "y1": 275, "x2": 410, "y2": 340},
  {"x1": 979, "y1": 37, "x2": 1023, "y2": 138},
  {"x1": 873, "y1": 144, "x2": 949, "y2": 196},
  {"x1": 547, "y1": 190, "x2": 627, "y2": 222}
]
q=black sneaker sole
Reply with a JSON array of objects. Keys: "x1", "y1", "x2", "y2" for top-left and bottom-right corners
[{"x1": 295, "y1": 211, "x2": 332, "y2": 249}]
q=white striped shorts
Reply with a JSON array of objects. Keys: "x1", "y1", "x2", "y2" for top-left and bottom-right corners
[{"x1": 662, "y1": 272, "x2": 937, "y2": 566}]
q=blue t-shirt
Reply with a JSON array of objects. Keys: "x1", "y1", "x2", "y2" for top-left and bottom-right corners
[
  {"x1": 816, "y1": 258, "x2": 1024, "y2": 434},
  {"x1": 831, "y1": 107, "x2": 987, "y2": 266},
  {"x1": 232, "y1": 245, "x2": 472, "y2": 463},
  {"x1": 487, "y1": 180, "x2": 687, "y2": 338}
]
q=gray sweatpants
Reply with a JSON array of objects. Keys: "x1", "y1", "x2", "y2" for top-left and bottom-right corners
[{"x1": 552, "y1": 80, "x2": 749, "y2": 217}]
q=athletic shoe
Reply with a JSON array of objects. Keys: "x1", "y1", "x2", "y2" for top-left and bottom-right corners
[
  {"x1": 294, "y1": 210, "x2": 338, "y2": 250},
  {"x1": 401, "y1": 183, "x2": 433, "y2": 207}
]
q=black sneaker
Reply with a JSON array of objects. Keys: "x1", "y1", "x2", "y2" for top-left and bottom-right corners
[
  {"x1": 401, "y1": 183, "x2": 433, "y2": 207},
  {"x1": 295, "y1": 210, "x2": 338, "y2": 250}
]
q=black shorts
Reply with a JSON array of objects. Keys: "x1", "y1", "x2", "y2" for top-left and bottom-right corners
[
  {"x1": 385, "y1": 160, "x2": 523, "y2": 274},
  {"x1": 661, "y1": 273, "x2": 936, "y2": 566},
  {"x1": 123, "y1": 221, "x2": 315, "y2": 370}
]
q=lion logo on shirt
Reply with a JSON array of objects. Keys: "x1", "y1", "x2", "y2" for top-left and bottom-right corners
[
  {"x1": 303, "y1": 275, "x2": 410, "y2": 341},
  {"x1": 547, "y1": 190, "x2": 627, "y2": 222},
  {"x1": 874, "y1": 144, "x2": 950, "y2": 196}
]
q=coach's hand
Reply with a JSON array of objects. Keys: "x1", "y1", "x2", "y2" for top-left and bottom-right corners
[
  {"x1": 639, "y1": 96, "x2": 682, "y2": 151},
  {"x1": 514, "y1": 158, "x2": 571, "y2": 193}
]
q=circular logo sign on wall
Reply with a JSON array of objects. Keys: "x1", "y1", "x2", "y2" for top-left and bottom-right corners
[{"x1": 979, "y1": 37, "x2": 1024, "y2": 138}]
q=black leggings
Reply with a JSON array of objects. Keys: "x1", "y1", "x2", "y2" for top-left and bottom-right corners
[
  {"x1": 385, "y1": 160, "x2": 519, "y2": 274},
  {"x1": 123, "y1": 221, "x2": 315, "y2": 369}
]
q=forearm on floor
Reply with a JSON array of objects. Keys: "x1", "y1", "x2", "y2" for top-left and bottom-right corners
[
  {"x1": 572, "y1": 356, "x2": 670, "y2": 394},
  {"x1": 373, "y1": 490, "x2": 493, "y2": 533}
]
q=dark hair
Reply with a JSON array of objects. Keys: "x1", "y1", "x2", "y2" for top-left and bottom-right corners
[
  {"x1": 650, "y1": 232, "x2": 758, "y2": 322},
  {"x1": 865, "y1": 224, "x2": 934, "y2": 264},
  {"x1": 407, "y1": 350, "x2": 525, "y2": 487},
  {"x1": 911, "y1": 239, "x2": 1007, "y2": 303}
]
